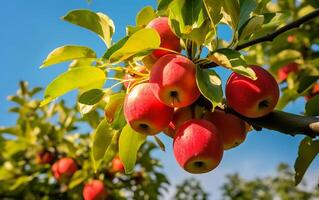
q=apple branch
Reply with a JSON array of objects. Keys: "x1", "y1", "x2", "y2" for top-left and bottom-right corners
[
  {"x1": 201, "y1": 8, "x2": 319, "y2": 69},
  {"x1": 228, "y1": 109, "x2": 319, "y2": 138}
]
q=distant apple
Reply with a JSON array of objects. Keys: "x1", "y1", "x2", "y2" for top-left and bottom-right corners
[
  {"x1": 83, "y1": 179, "x2": 107, "y2": 200},
  {"x1": 277, "y1": 62, "x2": 299, "y2": 82},
  {"x1": 51, "y1": 157, "x2": 77, "y2": 181}
]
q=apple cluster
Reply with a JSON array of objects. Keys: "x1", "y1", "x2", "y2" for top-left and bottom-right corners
[
  {"x1": 35, "y1": 151, "x2": 124, "y2": 200},
  {"x1": 122, "y1": 17, "x2": 280, "y2": 174}
]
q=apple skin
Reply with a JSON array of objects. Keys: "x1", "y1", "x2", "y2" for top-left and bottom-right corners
[
  {"x1": 226, "y1": 65, "x2": 279, "y2": 118},
  {"x1": 83, "y1": 180, "x2": 107, "y2": 200},
  {"x1": 36, "y1": 150, "x2": 53, "y2": 165},
  {"x1": 204, "y1": 110, "x2": 247, "y2": 150},
  {"x1": 111, "y1": 156, "x2": 124, "y2": 173},
  {"x1": 150, "y1": 54, "x2": 200, "y2": 108},
  {"x1": 123, "y1": 66, "x2": 148, "y2": 89},
  {"x1": 51, "y1": 158, "x2": 77, "y2": 181},
  {"x1": 173, "y1": 119, "x2": 223, "y2": 174},
  {"x1": 277, "y1": 62, "x2": 299, "y2": 82},
  {"x1": 124, "y1": 83, "x2": 174, "y2": 135},
  {"x1": 146, "y1": 17, "x2": 181, "y2": 58},
  {"x1": 164, "y1": 107, "x2": 193, "y2": 138}
]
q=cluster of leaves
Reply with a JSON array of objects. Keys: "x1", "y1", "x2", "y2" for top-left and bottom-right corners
[
  {"x1": 0, "y1": 82, "x2": 171, "y2": 199},
  {"x1": 221, "y1": 163, "x2": 319, "y2": 200}
]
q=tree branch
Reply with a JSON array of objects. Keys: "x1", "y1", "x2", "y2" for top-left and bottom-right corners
[
  {"x1": 201, "y1": 8, "x2": 319, "y2": 69},
  {"x1": 228, "y1": 109, "x2": 319, "y2": 138}
]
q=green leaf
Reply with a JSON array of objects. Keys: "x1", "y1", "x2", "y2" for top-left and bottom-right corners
[
  {"x1": 78, "y1": 89, "x2": 105, "y2": 105},
  {"x1": 276, "y1": 89, "x2": 298, "y2": 111},
  {"x1": 208, "y1": 48, "x2": 256, "y2": 80},
  {"x1": 69, "y1": 170, "x2": 87, "y2": 189},
  {"x1": 203, "y1": 0, "x2": 223, "y2": 25},
  {"x1": 103, "y1": 36, "x2": 129, "y2": 60},
  {"x1": 238, "y1": 0, "x2": 257, "y2": 29},
  {"x1": 9, "y1": 175, "x2": 35, "y2": 191},
  {"x1": 168, "y1": 0, "x2": 206, "y2": 34},
  {"x1": 136, "y1": 6, "x2": 157, "y2": 27},
  {"x1": 92, "y1": 119, "x2": 117, "y2": 171},
  {"x1": 119, "y1": 124, "x2": 147, "y2": 174},
  {"x1": 196, "y1": 68, "x2": 223, "y2": 109},
  {"x1": 294, "y1": 137, "x2": 319, "y2": 185},
  {"x1": 102, "y1": 131, "x2": 120, "y2": 166},
  {"x1": 41, "y1": 67, "x2": 106, "y2": 106},
  {"x1": 157, "y1": 0, "x2": 173, "y2": 15},
  {"x1": 40, "y1": 45, "x2": 96, "y2": 68},
  {"x1": 305, "y1": 94, "x2": 319, "y2": 116},
  {"x1": 297, "y1": 75, "x2": 319, "y2": 94},
  {"x1": 63, "y1": 10, "x2": 115, "y2": 47},
  {"x1": 238, "y1": 15, "x2": 264, "y2": 42},
  {"x1": 105, "y1": 93, "x2": 126, "y2": 130},
  {"x1": 109, "y1": 28, "x2": 160, "y2": 63},
  {"x1": 221, "y1": 0, "x2": 240, "y2": 30}
]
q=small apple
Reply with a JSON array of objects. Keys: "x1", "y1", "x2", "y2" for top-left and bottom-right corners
[
  {"x1": 111, "y1": 156, "x2": 124, "y2": 173},
  {"x1": 173, "y1": 119, "x2": 223, "y2": 174},
  {"x1": 51, "y1": 157, "x2": 77, "y2": 181},
  {"x1": 150, "y1": 54, "x2": 200, "y2": 108},
  {"x1": 124, "y1": 83, "x2": 174, "y2": 135},
  {"x1": 277, "y1": 62, "x2": 299, "y2": 82},
  {"x1": 36, "y1": 150, "x2": 53, "y2": 164},
  {"x1": 146, "y1": 17, "x2": 181, "y2": 58},
  {"x1": 83, "y1": 179, "x2": 107, "y2": 200},
  {"x1": 204, "y1": 110, "x2": 247, "y2": 150},
  {"x1": 226, "y1": 65, "x2": 279, "y2": 118},
  {"x1": 163, "y1": 107, "x2": 193, "y2": 137}
]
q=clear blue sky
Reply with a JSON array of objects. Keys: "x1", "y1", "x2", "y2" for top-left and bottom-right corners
[{"x1": 1, "y1": 1, "x2": 318, "y2": 199}]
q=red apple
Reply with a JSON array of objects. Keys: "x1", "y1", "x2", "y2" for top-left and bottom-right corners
[
  {"x1": 277, "y1": 62, "x2": 299, "y2": 82},
  {"x1": 36, "y1": 150, "x2": 53, "y2": 164},
  {"x1": 123, "y1": 66, "x2": 148, "y2": 89},
  {"x1": 51, "y1": 157, "x2": 77, "y2": 181},
  {"x1": 146, "y1": 17, "x2": 181, "y2": 58},
  {"x1": 111, "y1": 156, "x2": 124, "y2": 173},
  {"x1": 150, "y1": 54, "x2": 200, "y2": 108},
  {"x1": 204, "y1": 110, "x2": 247, "y2": 150},
  {"x1": 164, "y1": 107, "x2": 193, "y2": 137},
  {"x1": 124, "y1": 83, "x2": 174, "y2": 135},
  {"x1": 226, "y1": 65, "x2": 279, "y2": 118},
  {"x1": 287, "y1": 35, "x2": 296, "y2": 43},
  {"x1": 173, "y1": 119, "x2": 223, "y2": 174},
  {"x1": 83, "y1": 179, "x2": 107, "y2": 200}
]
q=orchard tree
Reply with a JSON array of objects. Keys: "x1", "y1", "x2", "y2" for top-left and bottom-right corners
[{"x1": 39, "y1": 0, "x2": 319, "y2": 194}]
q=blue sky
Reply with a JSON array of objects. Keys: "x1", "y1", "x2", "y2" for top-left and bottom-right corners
[{"x1": 1, "y1": 1, "x2": 318, "y2": 199}]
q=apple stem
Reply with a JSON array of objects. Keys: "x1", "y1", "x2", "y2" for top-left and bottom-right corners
[{"x1": 228, "y1": 109, "x2": 319, "y2": 138}]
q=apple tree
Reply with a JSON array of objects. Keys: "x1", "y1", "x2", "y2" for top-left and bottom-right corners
[{"x1": 38, "y1": 0, "x2": 319, "y2": 193}]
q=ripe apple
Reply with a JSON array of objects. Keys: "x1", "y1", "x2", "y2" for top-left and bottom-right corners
[
  {"x1": 226, "y1": 65, "x2": 279, "y2": 118},
  {"x1": 150, "y1": 54, "x2": 200, "y2": 108},
  {"x1": 124, "y1": 83, "x2": 174, "y2": 135},
  {"x1": 36, "y1": 150, "x2": 53, "y2": 164},
  {"x1": 164, "y1": 107, "x2": 193, "y2": 137},
  {"x1": 123, "y1": 66, "x2": 148, "y2": 89},
  {"x1": 111, "y1": 156, "x2": 124, "y2": 173},
  {"x1": 277, "y1": 62, "x2": 299, "y2": 82},
  {"x1": 204, "y1": 110, "x2": 247, "y2": 150},
  {"x1": 173, "y1": 119, "x2": 223, "y2": 174},
  {"x1": 51, "y1": 157, "x2": 77, "y2": 181},
  {"x1": 146, "y1": 17, "x2": 181, "y2": 58},
  {"x1": 83, "y1": 179, "x2": 107, "y2": 200}
]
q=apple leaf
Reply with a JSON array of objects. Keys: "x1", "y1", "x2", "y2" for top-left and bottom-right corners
[
  {"x1": 41, "y1": 67, "x2": 106, "y2": 106},
  {"x1": 168, "y1": 0, "x2": 206, "y2": 34},
  {"x1": 68, "y1": 170, "x2": 87, "y2": 189},
  {"x1": 92, "y1": 119, "x2": 118, "y2": 172},
  {"x1": 78, "y1": 89, "x2": 105, "y2": 105},
  {"x1": 157, "y1": 0, "x2": 173, "y2": 15},
  {"x1": 40, "y1": 45, "x2": 96, "y2": 68},
  {"x1": 238, "y1": 0, "x2": 257, "y2": 29},
  {"x1": 297, "y1": 75, "x2": 319, "y2": 93},
  {"x1": 203, "y1": 0, "x2": 222, "y2": 25},
  {"x1": 63, "y1": 10, "x2": 115, "y2": 47},
  {"x1": 196, "y1": 68, "x2": 223, "y2": 109},
  {"x1": 109, "y1": 28, "x2": 160, "y2": 63},
  {"x1": 119, "y1": 124, "x2": 147, "y2": 174},
  {"x1": 238, "y1": 15, "x2": 265, "y2": 42},
  {"x1": 221, "y1": 0, "x2": 240, "y2": 30},
  {"x1": 103, "y1": 36, "x2": 129, "y2": 60},
  {"x1": 305, "y1": 94, "x2": 319, "y2": 116},
  {"x1": 136, "y1": 6, "x2": 157, "y2": 27},
  {"x1": 294, "y1": 137, "x2": 319, "y2": 185},
  {"x1": 104, "y1": 93, "x2": 126, "y2": 125},
  {"x1": 208, "y1": 48, "x2": 256, "y2": 80}
]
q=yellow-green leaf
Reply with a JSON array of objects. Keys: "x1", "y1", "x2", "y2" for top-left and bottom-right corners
[
  {"x1": 119, "y1": 124, "x2": 147, "y2": 174},
  {"x1": 41, "y1": 67, "x2": 106, "y2": 106},
  {"x1": 63, "y1": 10, "x2": 115, "y2": 47},
  {"x1": 136, "y1": 6, "x2": 157, "y2": 27},
  {"x1": 41, "y1": 45, "x2": 96, "y2": 68},
  {"x1": 109, "y1": 28, "x2": 160, "y2": 63}
]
